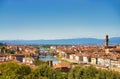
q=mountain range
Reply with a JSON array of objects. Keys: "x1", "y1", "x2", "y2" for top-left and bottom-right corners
[{"x1": 0, "y1": 37, "x2": 120, "y2": 45}]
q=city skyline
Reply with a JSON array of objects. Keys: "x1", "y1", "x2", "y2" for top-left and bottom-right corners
[{"x1": 0, "y1": 0, "x2": 120, "y2": 40}]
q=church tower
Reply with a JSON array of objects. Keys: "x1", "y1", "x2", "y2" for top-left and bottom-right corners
[{"x1": 105, "y1": 35, "x2": 109, "y2": 47}]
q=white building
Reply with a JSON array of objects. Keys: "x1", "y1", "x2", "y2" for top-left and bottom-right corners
[
  {"x1": 23, "y1": 57, "x2": 34, "y2": 64},
  {"x1": 69, "y1": 54, "x2": 75, "y2": 60},
  {"x1": 97, "y1": 58, "x2": 105, "y2": 67}
]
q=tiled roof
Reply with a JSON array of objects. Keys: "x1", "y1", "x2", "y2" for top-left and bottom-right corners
[{"x1": 53, "y1": 62, "x2": 70, "y2": 69}]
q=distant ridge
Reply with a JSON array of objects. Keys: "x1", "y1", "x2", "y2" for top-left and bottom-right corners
[{"x1": 0, "y1": 37, "x2": 120, "y2": 45}]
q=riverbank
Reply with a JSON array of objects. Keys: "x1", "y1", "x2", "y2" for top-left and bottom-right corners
[{"x1": 56, "y1": 56, "x2": 71, "y2": 64}]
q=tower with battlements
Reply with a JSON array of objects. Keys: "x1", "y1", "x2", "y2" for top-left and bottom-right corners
[{"x1": 105, "y1": 35, "x2": 109, "y2": 47}]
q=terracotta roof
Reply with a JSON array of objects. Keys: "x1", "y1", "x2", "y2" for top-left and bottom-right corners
[
  {"x1": 115, "y1": 48, "x2": 120, "y2": 52},
  {"x1": 75, "y1": 53, "x2": 82, "y2": 56},
  {"x1": 53, "y1": 62, "x2": 70, "y2": 69},
  {"x1": 23, "y1": 57, "x2": 34, "y2": 61},
  {"x1": 91, "y1": 53, "x2": 98, "y2": 58}
]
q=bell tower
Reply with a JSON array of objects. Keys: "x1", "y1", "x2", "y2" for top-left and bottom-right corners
[{"x1": 105, "y1": 35, "x2": 109, "y2": 47}]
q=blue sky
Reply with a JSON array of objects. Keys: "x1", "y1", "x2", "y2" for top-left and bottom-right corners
[{"x1": 0, "y1": 0, "x2": 120, "y2": 40}]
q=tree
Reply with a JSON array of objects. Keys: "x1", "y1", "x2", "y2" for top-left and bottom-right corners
[
  {"x1": 15, "y1": 64, "x2": 31, "y2": 78},
  {"x1": 68, "y1": 65, "x2": 120, "y2": 79},
  {"x1": 0, "y1": 62, "x2": 32, "y2": 79},
  {"x1": 0, "y1": 62, "x2": 19, "y2": 79},
  {"x1": 34, "y1": 58, "x2": 47, "y2": 66}
]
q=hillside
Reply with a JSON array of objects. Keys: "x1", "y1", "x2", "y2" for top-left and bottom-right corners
[{"x1": 0, "y1": 37, "x2": 119, "y2": 45}]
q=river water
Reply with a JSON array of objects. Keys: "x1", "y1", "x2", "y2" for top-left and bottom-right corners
[{"x1": 39, "y1": 55, "x2": 61, "y2": 65}]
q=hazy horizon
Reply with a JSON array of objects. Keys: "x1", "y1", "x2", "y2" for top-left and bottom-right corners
[
  {"x1": 0, "y1": 0, "x2": 120, "y2": 40},
  {"x1": 0, "y1": 36, "x2": 119, "y2": 40}
]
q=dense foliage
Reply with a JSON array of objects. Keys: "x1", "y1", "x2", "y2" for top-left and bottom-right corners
[
  {"x1": 34, "y1": 58, "x2": 47, "y2": 66},
  {"x1": 0, "y1": 62, "x2": 32, "y2": 79},
  {"x1": 0, "y1": 61, "x2": 67, "y2": 79},
  {"x1": 68, "y1": 65, "x2": 120, "y2": 79},
  {"x1": 0, "y1": 61, "x2": 120, "y2": 79}
]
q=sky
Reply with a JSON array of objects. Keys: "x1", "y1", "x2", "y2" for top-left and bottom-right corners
[{"x1": 0, "y1": 0, "x2": 120, "y2": 40}]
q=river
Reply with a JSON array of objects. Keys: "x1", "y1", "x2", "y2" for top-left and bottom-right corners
[{"x1": 39, "y1": 55, "x2": 61, "y2": 65}]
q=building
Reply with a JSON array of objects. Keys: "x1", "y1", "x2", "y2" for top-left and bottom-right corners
[
  {"x1": 53, "y1": 62, "x2": 71, "y2": 72},
  {"x1": 23, "y1": 57, "x2": 34, "y2": 64},
  {"x1": 105, "y1": 35, "x2": 109, "y2": 48}
]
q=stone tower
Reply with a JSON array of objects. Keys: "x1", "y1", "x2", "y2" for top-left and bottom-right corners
[{"x1": 105, "y1": 35, "x2": 109, "y2": 47}]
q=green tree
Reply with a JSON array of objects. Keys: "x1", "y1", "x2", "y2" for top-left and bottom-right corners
[
  {"x1": 34, "y1": 58, "x2": 47, "y2": 66},
  {"x1": 15, "y1": 64, "x2": 31, "y2": 78},
  {"x1": 0, "y1": 62, "x2": 19, "y2": 79},
  {"x1": 68, "y1": 65, "x2": 120, "y2": 79}
]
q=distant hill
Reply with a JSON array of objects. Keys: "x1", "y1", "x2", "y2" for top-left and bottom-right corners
[
  {"x1": 109, "y1": 37, "x2": 120, "y2": 44},
  {"x1": 0, "y1": 37, "x2": 120, "y2": 45}
]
